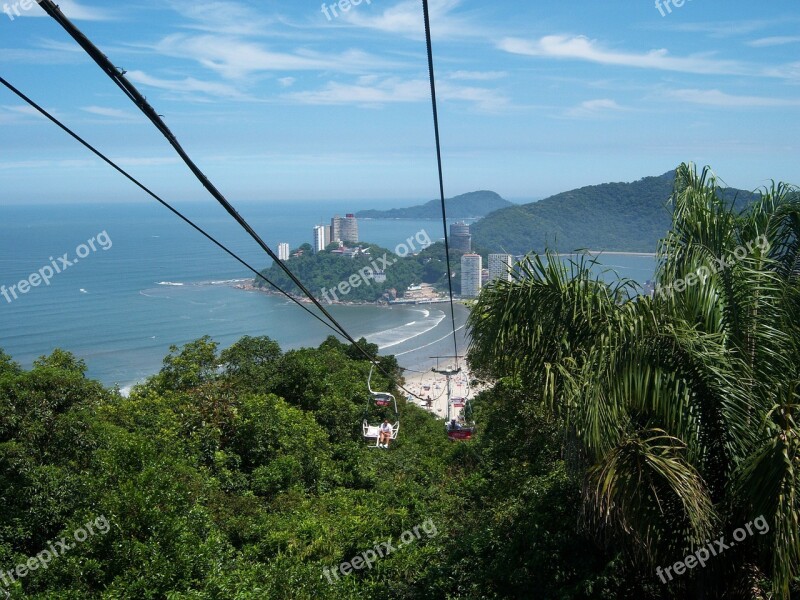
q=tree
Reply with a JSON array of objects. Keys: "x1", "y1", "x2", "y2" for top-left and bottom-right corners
[
  {"x1": 468, "y1": 164, "x2": 800, "y2": 598},
  {"x1": 219, "y1": 335, "x2": 282, "y2": 393},
  {"x1": 155, "y1": 336, "x2": 219, "y2": 392}
]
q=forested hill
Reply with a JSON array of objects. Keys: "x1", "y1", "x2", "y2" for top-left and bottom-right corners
[
  {"x1": 355, "y1": 190, "x2": 512, "y2": 219},
  {"x1": 471, "y1": 171, "x2": 760, "y2": 254}
]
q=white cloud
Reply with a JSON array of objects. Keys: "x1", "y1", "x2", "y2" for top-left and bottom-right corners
[
  {"x1": 565, "y1": 98, "x2": 627, "y2": 118},
  {"x1": 151, "y1": 34, "x2": 395, "y2": 79},
  {"x1": 80, "y1": 106, "x2": 138, "y2": 120},
  {"x1": 342, "y1": 0, "x2": 478, "y2": 39},
  {"x1": 287, "y1": 77, "x2": 507, "y2": 110},
  {"x1": 748, "y1": 36, "x2": 800, "y2": 48},
  {"x1": 10, "y1": 0, "x2": 114, "y2": 21},
  {"x1": 499, "y1": 35, "x2": 747, "y2": 76},
  {"x1": 126, "y1": 70, "x2": 247, "y2": 100},
  {"x1": 278, "y1": 77, "x2": 296, "y2": 88},
  {"x1": 2, "y1": 104, "x2": 52, "y2": 119},
  {"x1": 662, "y1": 89, "x2": 800, "y2": 108},
  {"x1": 165, "y1": 0, "x2": 275, "y2": 36},
  {"x1": 448, "y1": 70, "x2": 507, "y2": 81}
]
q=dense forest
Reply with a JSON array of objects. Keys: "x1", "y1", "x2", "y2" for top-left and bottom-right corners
[
  {"x1": 472, "y1": 170, "x2": 760, "y2": 254},
  {"x1": 0, "y1": 337, "x2": 655, "y2": 599},
  {"x1": 2, "y1": 165, "x2": 799, "y2": 599},
  {"x1": 355, "y1": 191, "x2": 512, "y2": 220}
]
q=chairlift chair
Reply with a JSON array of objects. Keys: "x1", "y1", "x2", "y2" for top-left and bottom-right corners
[{"x1": 362, "y1": 364, "x2": 400, "y2": 447}]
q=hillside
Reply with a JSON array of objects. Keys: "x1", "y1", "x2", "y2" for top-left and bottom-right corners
[
  {"x1": 471, "y1": 171, "x2": 759, "y2": 254},
  {"x1": 356, "y1": 190, "x2": 512, "y2": 219}
]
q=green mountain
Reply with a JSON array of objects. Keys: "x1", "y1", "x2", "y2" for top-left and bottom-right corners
[
  {"x1": 472, "y1": 171, "x2": 760, "y2": 254},
  {"x1": 355, "y1": 190, "x2": 513, "y2": 219}
]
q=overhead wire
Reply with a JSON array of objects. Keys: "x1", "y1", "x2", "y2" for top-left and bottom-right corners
[
  {"x1": 31, "y1": 0, "x2": 427, "y2": 400},
  {"x1": 0, "y1": 76, "x2": 341, "y2": 337},
  {"x1": 421, "y1": 0, "x2": 461, "y2": 368},
  {"x1": 0, "y1": 74, "x2": 425, "y2": 397}
]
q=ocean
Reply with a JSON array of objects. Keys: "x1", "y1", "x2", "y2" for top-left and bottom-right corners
[{"x1": 0, "y1": 201, "x2": 655, "y2": 389}]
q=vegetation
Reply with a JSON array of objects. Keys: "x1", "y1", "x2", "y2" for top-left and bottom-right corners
[
  {"x1": 257, "y1": 240, "x2": 494, "y2": 301},
  {"x1": 2, "y1": 163, "x2": 797, "y2": 598},
  {"x1": 355, "y1": 191, "x2": 512, "y2": 219},
  {"x1": 471, "y1": 170, "x2": 760, "y2": 254},
  {"x1": 257, "y1": 243, "x2": 425, "y2": 303},
  {"x1": 0, "y1": 337, "x2": 639, "y2": 599},
  {"x1": 469, "y1": 163, "x2": 800, "y2": 598}
]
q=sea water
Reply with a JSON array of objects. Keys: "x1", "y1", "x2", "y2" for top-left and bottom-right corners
[{"x1": 0, "y1": 201, "x2": 654, "y2": 389}]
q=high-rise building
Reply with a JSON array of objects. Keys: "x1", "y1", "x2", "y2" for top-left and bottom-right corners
[
  {"x1": 450, "y1": 222, "x2": 472, "y2": 252},
  {"x1": 341, "y1": 214, "x2": 359, "y2": 243},
  {"x1": 313, "y1": 225, "x2": 331, "y2": 252},
  {"x1": 488, "y1": 254, "x2": 513, "y2": 283},
  {"x1": 277, "y1": 242, "x2": 290, "y2": 261},
  {"x1": 461, "y1": 253, "x2": 482, "y2": 298},
  {"x1": 330, "y1": 215, "x2": 341, "y2": 243}
]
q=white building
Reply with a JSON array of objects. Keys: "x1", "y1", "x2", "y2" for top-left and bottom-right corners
[
  {"x1": 461, "y1": 253, "x2": 482, "y2": 298},
  {"x1": 488, "y1": 254, "x2": 513, "y2": 283},
  {"x1": 277, "y1": 242, "x2": 290, "y2": 261},
  {"x1": 313, "y1": 225, "x2": 331, "y2": 253}
]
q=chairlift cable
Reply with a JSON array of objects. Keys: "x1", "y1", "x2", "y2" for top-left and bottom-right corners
[
  {"x1": 0, "y1": 76, "x2": 341, "y2": 337},
  {"x1": 421, "y1": 0, "x2": 461, "y2": 368},
  {"x1": 35, "y1": 0, "x2": 424, "y2": 400}
]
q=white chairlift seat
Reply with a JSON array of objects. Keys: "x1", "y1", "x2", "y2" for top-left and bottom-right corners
[{"x1": 363, "y1": 420, "x2": 400, "y2": 446}]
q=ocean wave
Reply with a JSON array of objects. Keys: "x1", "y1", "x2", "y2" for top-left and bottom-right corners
[
  {"x1": 156, "y1": 281, "x2": 184, "y2": 287},
  {"x1": 367, "y1": 311, "x2": 446, "y2": 350}
]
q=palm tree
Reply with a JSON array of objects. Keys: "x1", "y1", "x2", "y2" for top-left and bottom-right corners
[{"x1": 468, "y1": 163, "x2": 800, "y2": 598}]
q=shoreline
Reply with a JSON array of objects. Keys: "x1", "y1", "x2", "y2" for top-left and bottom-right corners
[{"x1": 234, "y1": 280, "x2": 456, "y2": 307}]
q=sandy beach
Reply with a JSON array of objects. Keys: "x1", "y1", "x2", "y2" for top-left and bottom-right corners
[{"x1": 401, "y1": 361, "x2": 479, "y2": 422}]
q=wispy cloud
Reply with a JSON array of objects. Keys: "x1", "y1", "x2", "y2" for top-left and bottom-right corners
[
  {"x1": 2, "y1": 104, "x2": 53, "y2": 119},
  {"x1": 126, "y1": 70, "x2": 247, "y2": 101},
  {"x1": 287, "y1": 76, "x2": 507, "y2": 110},
  {"x1": 81, "y1": 106, "x2": 139, "y2": 121},
  {"x1": 663, "y1": 19, "x2": 780, "y2": 37},
  {"x1": 165, "y1": 0, "x2": 275, "y2": 36},
  {"x1": 343, "y1": 0, "x2": 480, "y2": 39},
  {"x1": 662, "y1": 88, "x2": 800, "y2": 108},
  {"x1": 499, "y1": 35, "x2": 747, "y2": 76},
  {"x1": 565, "y1": 98, "x2": 627, "y2": 118},
  {"x1": 448, "y1": 70, "x2": 507, "y2": 81},
  {"x1": 151, "y1": 34, "x2": 395, "y2": 79},
  {"x1": 15, "y1": 0, "x2": 115, "y2": 21},
  {"x1": 748, "y1": 36, "x2": 800, "y2": 48}
]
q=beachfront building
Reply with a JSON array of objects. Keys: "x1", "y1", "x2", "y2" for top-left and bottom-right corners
[
  {"x1": 277, "y1": 242, "x2": 290, "y2": 261},
  {"x1": 461, "y1": 253, "x2": 482, "y2": 298},
  {"x1": 488, "y1": 253, "x2": 513, "y2": 283},
  {"x1": 331, "y1": 214, "x2": 359, "y2": 243},
  {"x1": 450, "y1": 222, "x2": 472, "y2": 253},
  {"x1": 313, "y1": 225, "x2": 331, "y2": 253}
]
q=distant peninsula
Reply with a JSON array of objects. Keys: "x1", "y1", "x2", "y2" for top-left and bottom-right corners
[
  {"x1": 471, "y1": 171, "x2": 761, "y2": 255},
  {"x1": 355, "y1": 190, "x2": 513, "y2": 219}
]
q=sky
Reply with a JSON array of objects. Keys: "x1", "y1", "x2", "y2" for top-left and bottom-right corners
[{"x1": 1, "y1": 0, "x2": 799, "y2": 205}]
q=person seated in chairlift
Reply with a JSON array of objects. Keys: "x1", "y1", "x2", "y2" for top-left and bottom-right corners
[
  {"x1": 449, "y1": 419, "x2": 460, "y2": 430},
  {"x1": 378, "y1": 418, "x2": 393, "y2": 448}
]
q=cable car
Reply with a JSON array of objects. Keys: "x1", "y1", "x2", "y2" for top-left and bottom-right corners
[
  {"x1": 362, "y1": 364, "x2": 400, "y2": 447},
  {"x1": 431, "y1": 364, "x2": 477, "y2": 441},
  {"x1": 447, "y1": 419, "x2": 475, "y2": 441}
]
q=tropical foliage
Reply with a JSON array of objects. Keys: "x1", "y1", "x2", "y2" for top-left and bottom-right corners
[{"x1": 469, "y1": 163, "x2": 800, "y2": 598}]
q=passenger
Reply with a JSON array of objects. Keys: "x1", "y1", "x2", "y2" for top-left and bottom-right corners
[{"x1": 378, "y1": 418, "x2": 393, "y2": 448}]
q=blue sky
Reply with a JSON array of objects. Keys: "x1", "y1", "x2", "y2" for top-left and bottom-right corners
[{"x1": 1, "y1": 0, "x2": 799, "y2": 205}]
